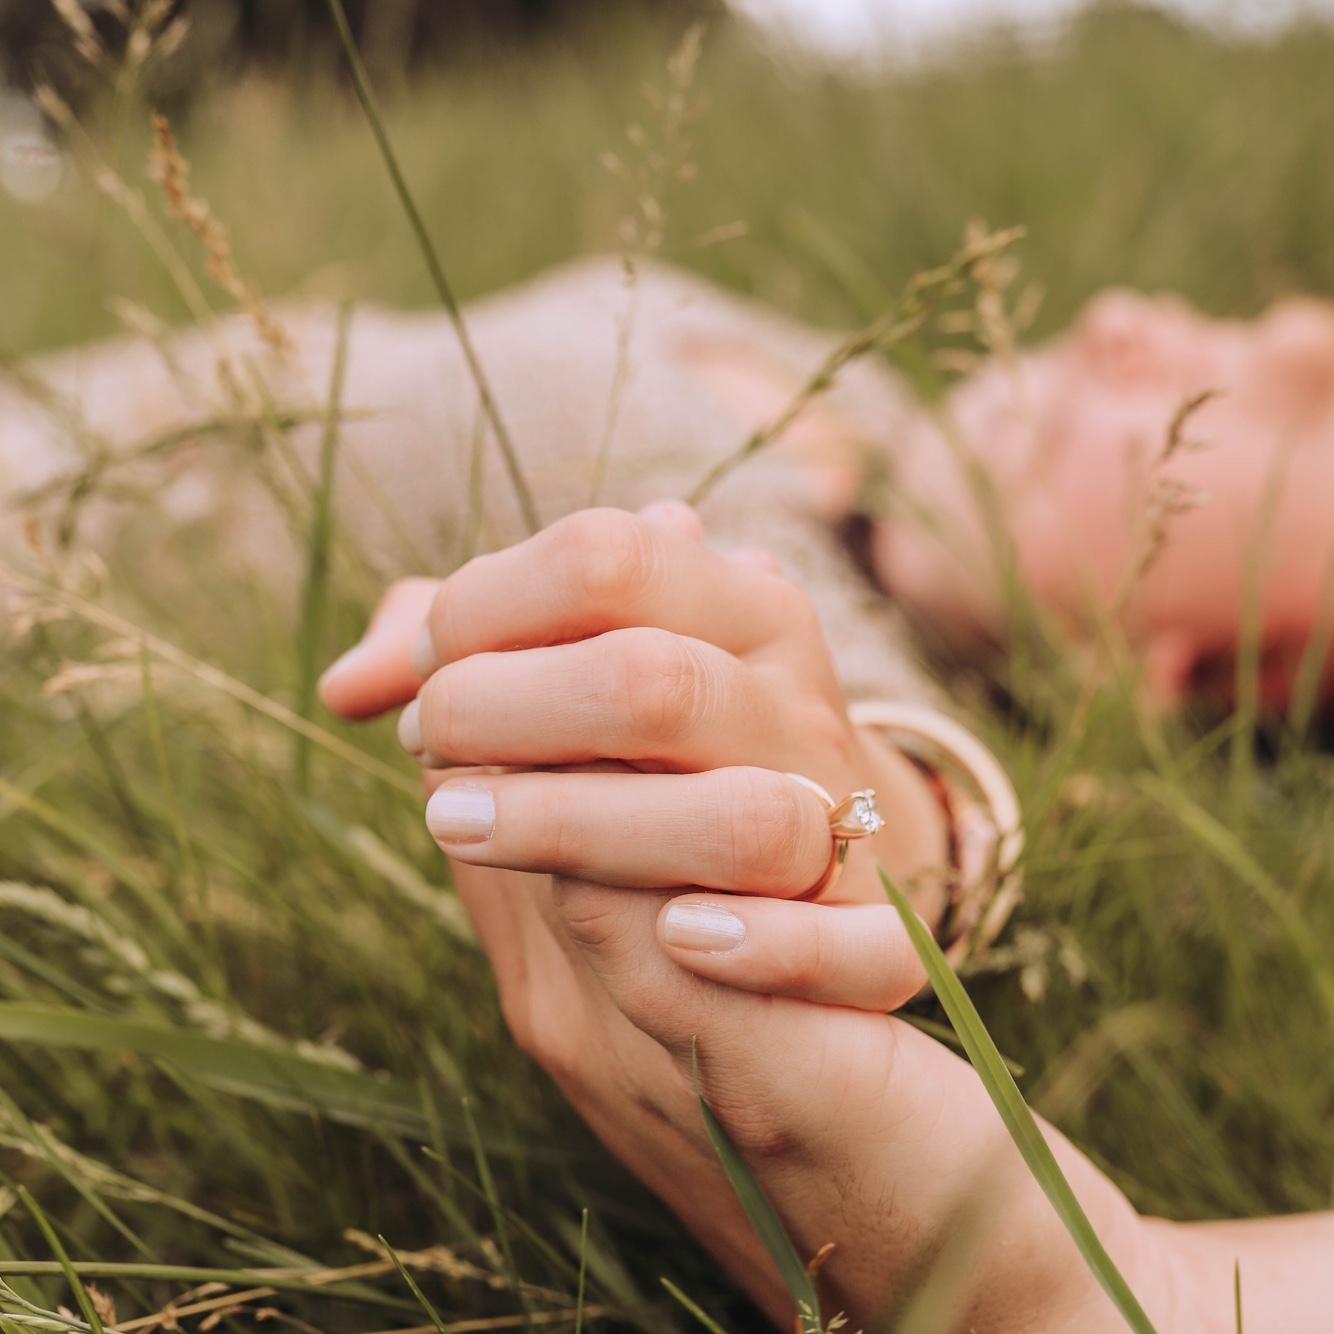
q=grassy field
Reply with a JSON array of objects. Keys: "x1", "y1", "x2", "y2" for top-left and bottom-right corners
[{"x1": 2, "y1": 5, "x2": 1334, "y2": 1331}]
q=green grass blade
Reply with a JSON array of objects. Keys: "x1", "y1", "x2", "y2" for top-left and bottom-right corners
[
  {"x1": 0, "y1": 1091, "x2": 151, "y2": 1261},
  {"x1": 878, "y1": 866, "x2": 1157, "y2": 1333},
  {"x1": 16, "y1": 1188, "x2": 103, "y2": 1334},
  {"x1": 461, "y1": 1096, "x2": 532, "y2": 1329},
  {"x1": 138, "y1": 643, "x2": 216, "y2": 969},
  {"x1": 1286, "y1": 547, "x2": 1334, "y2": 742},
  {"x1": 659, "y1": 1277, "x2": 731, "y2": 1334},
  {"x1": 574, "y1": 1209, "x2": 589, "y2": 1334},
  {"x1": 900, "y1": 1012, "x2": 1025, "y2": 1077},
  {"x1": 1138, "y1": 774, "x2": 1334, "y2": 1027},
  {"x1": 690, "y1": 1041, "x2": 821, "y2": 1329},
  {"x1": 295, "y1": 299, "x2": 353, "y2": 792},
  {"x1": 1234, "y1": 1261, "x2": 1243, "y2": 1334},
  {"x1": 0, "y1": 1003, "x2": 431, "y2": 1139},
  {"x1": 378, "y1": 1235, "x2": 449, "y2": 1334},
  {"x1": 323, "y1": 0, "x2": 540, "y2": 535}
]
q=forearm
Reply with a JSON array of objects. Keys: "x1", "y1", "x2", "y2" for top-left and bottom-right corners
[{"x1": 1146, "y1": 1212, "x2": 1334, "y2": 1332}]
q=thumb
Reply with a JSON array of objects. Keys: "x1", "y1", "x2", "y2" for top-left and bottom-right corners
[{"x1": 318, "y1": 576, "x2": 440, "y2": 720}]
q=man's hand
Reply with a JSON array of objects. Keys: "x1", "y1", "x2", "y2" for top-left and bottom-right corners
[{"x1": 320, "y1": 503, "x2": 1171, "y2": 1330}]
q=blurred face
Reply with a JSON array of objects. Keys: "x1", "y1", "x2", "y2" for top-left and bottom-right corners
[{"x1": 871, "y1": 288, "x2": 1334, "y2": 707}]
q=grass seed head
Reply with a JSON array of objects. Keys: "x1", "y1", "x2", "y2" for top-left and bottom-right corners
[{"x1": 148, "y1": 113, "x2": 292, "y2": 356}]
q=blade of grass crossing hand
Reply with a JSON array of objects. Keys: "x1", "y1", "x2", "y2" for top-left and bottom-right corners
[
  {"x1": 878, "y1": 866, "x2": 1158, "y2": 1333},
  {"x1": 690, "y1": 1041, "x2": 821, "y2": 1331}
]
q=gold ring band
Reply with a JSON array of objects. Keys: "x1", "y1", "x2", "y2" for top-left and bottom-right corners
[{"x1": 783, "y1": 772, "x2": 884, "y2": 901}]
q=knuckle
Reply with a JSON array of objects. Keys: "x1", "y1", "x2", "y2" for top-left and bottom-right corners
[
  {"x1": 416, "y1": 659, "x2": 487, "y2": 760},
  {"x1": 413, "y1": 672, "x2": 450, "y2": 757},
  {"x1": 425, "y1": 583, "x2": 458, "y2": 663},
  {"x1": 552, "y1": 878, "x2": 632, "y2": 956},
  {"x1": 531, "y1": 788, "x2": 583, "y2": 876},
  {"x1": 613, "y1": 627, "x2": 706, "y2": 745},
  {"x1": 558, "y1": 508, "x2": 657, "y2": 606},
  {"x1": 721, "y1": 769, "x2": 812, "y2": 888},
  {"x1": 429, "y1": 557, "x2": 493, "y2": 663},
  {"x1": 705, "y1": 1084, "x2": 805, "y2": 1162}
]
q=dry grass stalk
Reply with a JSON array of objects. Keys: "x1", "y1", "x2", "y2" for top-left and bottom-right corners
[
  {"x1": 589, "y1": 22, "x2": 717, "y2": 504},
  {"x1": 148, "y1": 114, "x2": 291, "y2": 356},
  {"x1": 0, "y1": 563, "x2": 418, "y2": 795},
  {"x1": 1114, "y1": 388, "x2": 1216, "y2": 613},
  {"x1": 687, "y1": 222, "x2": 1026, "y2": 506},
  {"x1": 50, "y1": 0, "x2": 105, "y2": 66},
  {"x1": 341, "y1": 1231, "x2": 570, "y2": 1306}
]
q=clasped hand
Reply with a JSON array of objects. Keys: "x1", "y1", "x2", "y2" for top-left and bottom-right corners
[{"x1": 319, "y1": 501, "x2": 1165, "y2": 1331}]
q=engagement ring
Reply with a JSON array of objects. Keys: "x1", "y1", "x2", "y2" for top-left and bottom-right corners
[{"x1": 783, "y1": 772, "x2": 884, "y2": 900}]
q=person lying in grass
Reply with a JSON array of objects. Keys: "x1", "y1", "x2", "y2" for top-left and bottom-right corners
[
  {"x1": 11, "y1": 260, "x2": 1334, "y2": 719},
  {"x1": 10, "y1": 256, "x2": 1334, "y2": 1326},
  {"x1": 319, "y1": 500, "x2": 1334, "y2": 1333}
]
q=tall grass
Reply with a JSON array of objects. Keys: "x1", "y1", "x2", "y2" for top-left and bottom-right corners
[{"x1": 1, "y1": 6, "x2": 1333, "y2": 1332}]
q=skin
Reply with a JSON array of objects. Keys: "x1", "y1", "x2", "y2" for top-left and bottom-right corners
[
  {"x1": 320, "y1": 501, "x2": 1334, "y2": 1332},
  {"x1": 874, "y1": 290, "x2": 1334, "y2": 711}
]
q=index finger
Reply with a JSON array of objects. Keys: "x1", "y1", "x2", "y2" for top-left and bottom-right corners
[{"x1": 415, "y1": 505, "x2": 795, "y2": 675}]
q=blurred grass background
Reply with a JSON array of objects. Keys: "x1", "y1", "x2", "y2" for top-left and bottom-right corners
[
  {"x1": 7, "y1": 5, "x2": 1334, "y2": 359},
  {"x1": 1, "y1": 3, "x2": 1333, "y2": 1331}
]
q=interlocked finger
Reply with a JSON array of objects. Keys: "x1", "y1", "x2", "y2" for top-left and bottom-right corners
[
  {"x1": 424, "y1": 766, "x2": 837, "y2": 898},
  {"x1": 399, "y1": 628, "x2": 788, "y2": 772}
]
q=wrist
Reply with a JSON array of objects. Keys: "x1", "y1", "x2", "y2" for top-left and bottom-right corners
[
  {"x1": 1141, "y1": 1210, "x2": 1334, "y2": 1332},
  {"x1": 974, "y1": 1171, "x2": 1173, "y2": 1334}
]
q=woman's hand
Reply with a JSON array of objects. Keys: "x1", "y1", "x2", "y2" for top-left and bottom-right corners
[
  {"x1": 323, "y1": 499, "x2": 951, "y2": 910},
  {"x1": 320, "y1": 503, "x2": 1177, "y2": 1331}
]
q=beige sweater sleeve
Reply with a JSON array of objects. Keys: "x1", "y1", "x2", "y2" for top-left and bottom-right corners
[{"x1": 2, "y1": 257, "x2": 935, "y2": 707}]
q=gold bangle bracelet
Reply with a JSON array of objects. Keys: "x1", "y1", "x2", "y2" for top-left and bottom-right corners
[{"x1": 848, "y1": 700, "x2": 1024, "y2": 965}]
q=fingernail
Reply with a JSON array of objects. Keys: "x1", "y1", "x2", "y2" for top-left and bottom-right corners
[
  {"x1": 426, "y1": 784, "x2": 496, "y2": 845},
  {"x1": 411, "y1": 624, "x2": 437, "y2": 678},
  {"x1": 661, "y1": 902, "x2": 746, "y2": 953},
  {"x1": 318, "y1": 640, "x2": 370, "y2": 694},
  {"x1": 397, "y1": 698, "x2": 423, "y2": 754}
]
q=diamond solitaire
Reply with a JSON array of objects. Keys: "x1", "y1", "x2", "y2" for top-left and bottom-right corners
[{"x1": 830, "y1": 788, "x2": 884, "y2": 840}]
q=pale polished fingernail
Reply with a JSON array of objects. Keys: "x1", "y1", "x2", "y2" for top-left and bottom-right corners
[
  {"x1": 661, "y1": 902, "x2": 747, "y2": 953},
  {"x1": 397, "y1": 698, "x2": 423, "y2": 754},
  {"x1": 411, "y1": 624, "x2": 437, "y2": 678},
  {"x1": 426, "y1": 784, "x2": 496, "y2": 845}
]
